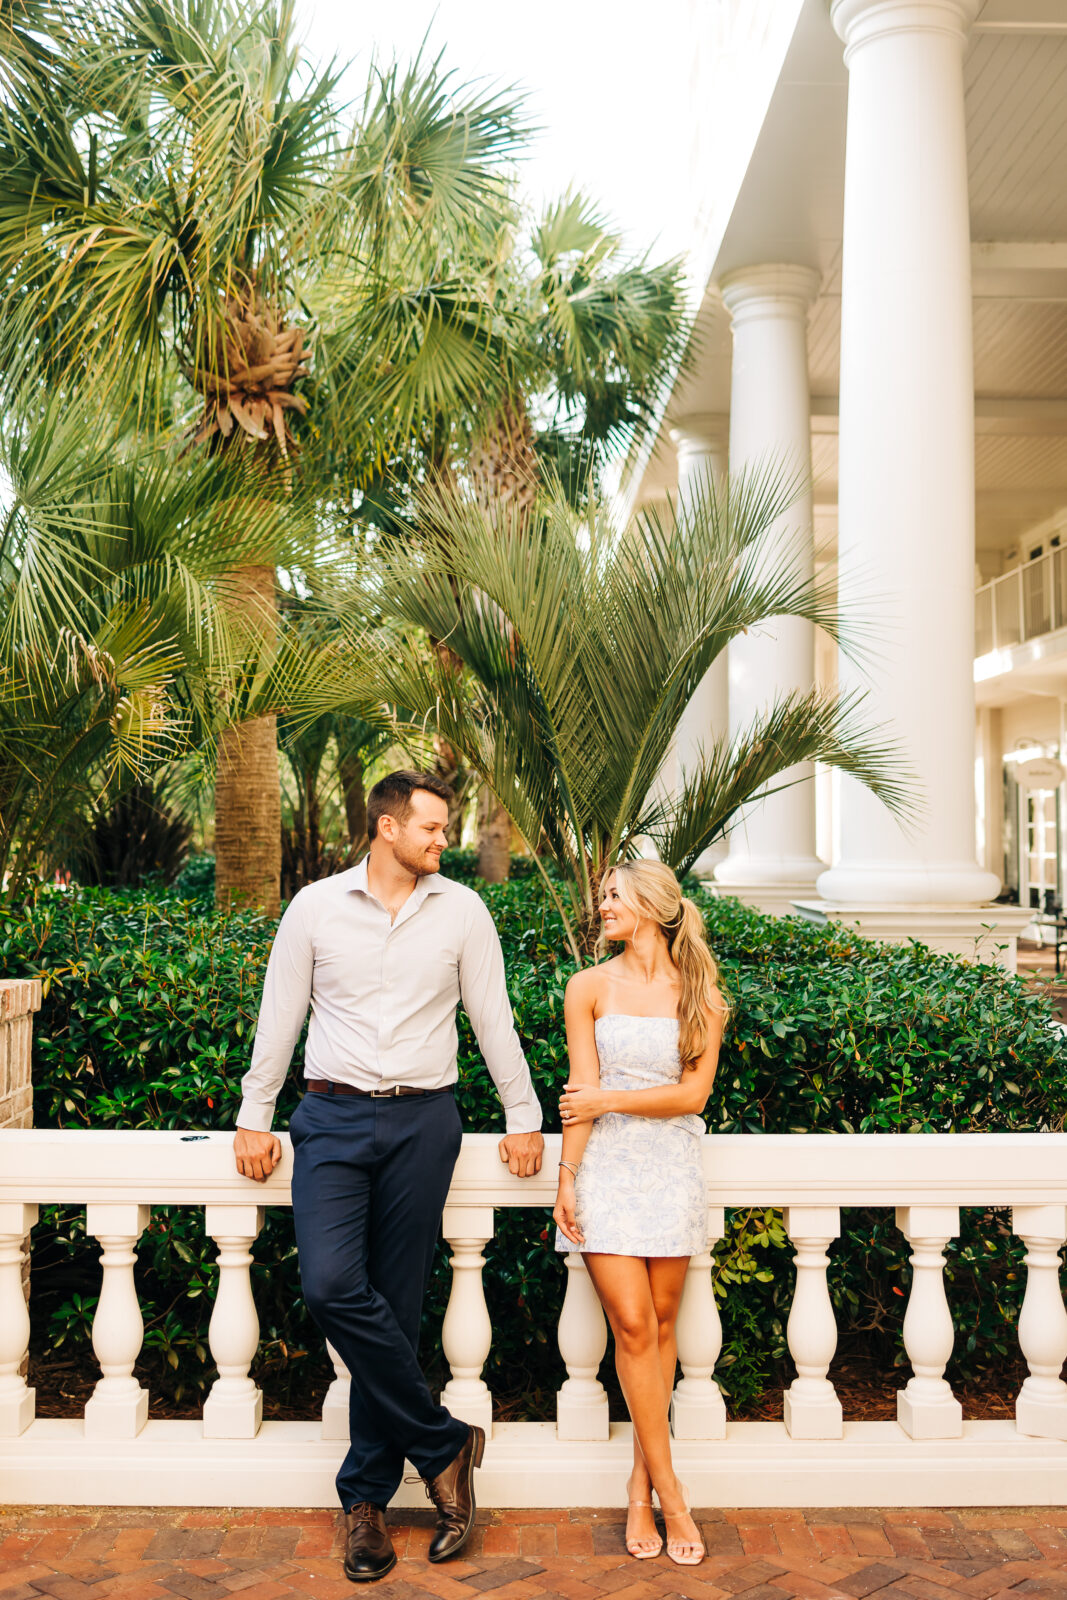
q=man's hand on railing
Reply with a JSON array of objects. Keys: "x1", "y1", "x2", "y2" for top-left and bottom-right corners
[
  {"x1": 233, "y1": 1127, "x2": 283, "y2": 1183},
  {"x1": 498, "y1": 1130, "x2": 544, "y2": 1178}
]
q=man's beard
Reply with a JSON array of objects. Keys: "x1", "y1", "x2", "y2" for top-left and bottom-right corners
[{"x1": 393, "y1": 836, "x2": 439, "y2": 878}]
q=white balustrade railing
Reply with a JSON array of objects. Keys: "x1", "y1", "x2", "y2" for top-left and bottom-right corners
[
  {"x1": 1, "y1": 1128, "x2": 1066, "y2": 1508},
  {"x1": 975, "y1": 544, "x2": 1067, "y2": 657}
]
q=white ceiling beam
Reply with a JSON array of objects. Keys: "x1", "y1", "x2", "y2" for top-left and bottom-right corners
[
  {"x1": 974, "y1": 0, "x2": 1067, "y2": 31},
  {"x1": 810, "y1": 397, "x2": 1067, "y2": 436},
  {"x1": 972, "y1": 241, "x2": 1067, "y2": 300},
  {"x1": 972, "y1": 242, "x2": 1067, "y2": 271}
]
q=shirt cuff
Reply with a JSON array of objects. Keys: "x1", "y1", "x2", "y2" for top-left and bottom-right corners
[
  {"x1": 504, "y1": 1100, "x2": 543, "y2": 1135},
  {"x1": 235, "y1": 1099, "x2": 276, "y2": 1133}
]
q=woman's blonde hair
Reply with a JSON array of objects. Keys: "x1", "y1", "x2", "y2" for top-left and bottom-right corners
[{"x1": 609, "y1": 860, "x2": 726, "y2": 1070}]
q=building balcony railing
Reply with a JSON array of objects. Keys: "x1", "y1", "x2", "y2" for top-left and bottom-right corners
[
  {"x1": 976, "y1": 546, "x2": 1067, "y2": 657},
  {"x1": 3, "y1": 1129, "x2": 1067, "y2": 1508}
]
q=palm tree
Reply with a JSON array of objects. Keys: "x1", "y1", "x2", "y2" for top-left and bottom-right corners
[
  {"x1": 0, "y1": 405, "x2": 304, "y2": 901},
  {"x1": 304, "y1": 470, "x2": 912, "y2": 962},
  {"x1": 467, "y1": 193, "x2": 688, "y2": 518},
  {"x1": 420, "y1": 192, "x2": 690, "y2": 878},
  {"x1": 0, "y1": 0, "x2": 526, "y2": 911}
]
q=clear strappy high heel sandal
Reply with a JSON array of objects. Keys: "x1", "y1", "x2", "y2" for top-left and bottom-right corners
[
  {"x1": 659, "y1": 1482, "x2": 705, "y2": 1566},
  {"x1": 625, "y1": 1476, "x2": 663, "y2": 1559}
]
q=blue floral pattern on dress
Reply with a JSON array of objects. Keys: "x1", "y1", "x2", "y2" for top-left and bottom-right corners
[{"x1": 555, "y1": 1013, "x2": 707, "y2": 1258}]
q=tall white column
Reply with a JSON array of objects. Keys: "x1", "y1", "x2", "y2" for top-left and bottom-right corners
[
  {"x1": 818, "y1": 0, "x2": 1022, "y2": 963},
  {"x1": 670, "y1": 414, "x2": 730, "y2": 878},
  {"x1": 713, "y1": 264, "x2": 823, "y2": 915}
]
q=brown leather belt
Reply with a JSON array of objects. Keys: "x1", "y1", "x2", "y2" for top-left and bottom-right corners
[{"x1": 305, "y1": 1078, "x2": 451, "y2": 1100}]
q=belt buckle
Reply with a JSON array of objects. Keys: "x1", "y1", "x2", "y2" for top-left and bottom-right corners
[{"x1": 370, "y1": 1085, "x2": 402, "y2": 1097}]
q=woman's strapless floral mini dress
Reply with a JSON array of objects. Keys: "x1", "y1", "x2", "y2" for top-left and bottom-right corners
[{"x1": 555, "y1": 1013, "x2": 707, "y2": 1258}]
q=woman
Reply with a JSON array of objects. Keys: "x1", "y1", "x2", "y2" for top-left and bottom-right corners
[{"x1": 553, "y1": 861, "x2": 725, "y2": 1566}]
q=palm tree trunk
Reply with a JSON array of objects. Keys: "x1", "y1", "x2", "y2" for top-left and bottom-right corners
[
  {"x1": 468, "y1": 393, "x2": 540, "y2": 879},
  {"x1": 214, "y1": 563, "x2": 282, "y2": 915},
  {"x1": 477, "y1": 787, "x2": 511, "y2": 883},
  {"x1": 340, "y1": 752, "x2": 367, "y2": 855},
  {"x1": 433, "y1": 736, "x2": 472, "y2": 845}
]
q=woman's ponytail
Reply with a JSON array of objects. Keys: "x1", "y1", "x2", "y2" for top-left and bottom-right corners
[{"x1": 667, "y1": 896, "x2": 724, "y2": 1069}]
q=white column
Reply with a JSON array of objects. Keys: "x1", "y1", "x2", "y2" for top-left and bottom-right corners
[
  {"x1": 0, "y1": 1202, "x2": 37, "y2": 1436},
  {"x1": 670, "y1": 416, "x2": 731, "y2": 880},
  {"x1": 321, "y1": 1341, "x2": 351, "y2": 1441},
  {"x1": 713, "y1": 263, "x2": 823, "y2": 916},
  {"x1": 672, "y1": 1206, "x2": 727, "y2": 1439},
  {"x1": 202, "y1": 1204, "x2": 264, "y2": 1439},
  {"x1": 895, "y1": 1205, "x2": 963, "y2": 1438},
  {"x1": 782, "y1": 1206, "x2": 843, "y2": 1438},
  {"x1": 84, "y1": 1202, "x2": 150, "y2": 1439},
  {"x1": 556, "y1": 1253, "x2": 610, "y2": 1440},
  {"x1": 440, "y1": 1205, "x2": 494, "y2": 1435},
  {"x1": 819, "y1": 0, "x2": 1021, "y2": 963},
  {"x1": 1012, "y1": 1205, "x2": 1067, "y2": 1441}
]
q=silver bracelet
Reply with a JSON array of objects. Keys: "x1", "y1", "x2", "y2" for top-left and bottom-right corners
[{"x1": 559, "y1": 1159, "x2": 580, "y2": 1178}]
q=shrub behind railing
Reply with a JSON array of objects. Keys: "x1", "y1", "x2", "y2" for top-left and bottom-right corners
[{"x1": 4, "y1": 878, "x2": 1064, "y2": 1414}]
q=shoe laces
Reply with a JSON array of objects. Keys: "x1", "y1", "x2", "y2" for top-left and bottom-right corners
[
  {"x1": 403, "y1": 1471, "x2": 443, "y2": 1512},
  {"x1": 347, "y1": 1500, "x2": 380, "y2": 1521}
]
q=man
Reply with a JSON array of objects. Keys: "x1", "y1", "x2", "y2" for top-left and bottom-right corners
[{"x1": 233, "y1": 770, "x2": 544, "y2": 1583}]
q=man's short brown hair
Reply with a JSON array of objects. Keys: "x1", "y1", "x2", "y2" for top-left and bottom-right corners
[{"x1": 366, "y1": 769, "x2": 454, "y2": 841}]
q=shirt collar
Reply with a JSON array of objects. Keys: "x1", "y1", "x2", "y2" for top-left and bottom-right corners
[{"x1": 344, "y1": 856, "x2": 448, "y2": 899}]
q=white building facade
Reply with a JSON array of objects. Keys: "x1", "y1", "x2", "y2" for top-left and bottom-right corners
[{"x1": 630, "y1": 0, "x2": 1067, "y2": 968}]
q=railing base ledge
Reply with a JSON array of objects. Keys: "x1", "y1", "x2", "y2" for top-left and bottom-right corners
[{"x1": 3, "y1": 1417, "x2": 1066, "y2": 1508}]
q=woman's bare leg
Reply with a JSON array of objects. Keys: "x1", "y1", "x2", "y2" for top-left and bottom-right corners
[
  {"x1": 621, "y1": 1257, "x2": 702, "y2": 1556},
  {"x1": 628, "y1": 1256, "x2": 689, "y2": 1497},
  {"x1": 584, "y1": 1252, "x2": 697, "y2": 1552}
]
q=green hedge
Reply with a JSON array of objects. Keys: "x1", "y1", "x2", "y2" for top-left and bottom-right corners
[{"x1": 6, "y1": 879, "x2": 1065, "y2": 1414}]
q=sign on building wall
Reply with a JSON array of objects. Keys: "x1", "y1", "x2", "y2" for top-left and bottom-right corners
[{"x1": 1014, "y1": 756, "x2": 1066, "y2": 790}]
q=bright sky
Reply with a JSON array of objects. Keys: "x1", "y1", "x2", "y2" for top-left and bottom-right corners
[{"x1": 298, "y1": 0, "x2": 695, "y2": 266}]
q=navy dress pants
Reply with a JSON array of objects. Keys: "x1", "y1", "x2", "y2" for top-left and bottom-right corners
[{"x1": 289, "y1": 1087, "x2": 469, "y2": 1510}]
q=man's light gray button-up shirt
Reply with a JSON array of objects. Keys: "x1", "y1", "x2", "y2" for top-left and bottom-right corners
[{"x1": 236, "y1": 859, "x2": 543, "y2": 1134}]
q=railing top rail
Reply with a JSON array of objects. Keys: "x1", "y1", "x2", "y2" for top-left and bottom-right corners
[
  {"x1": 976, "y1": 543, "x2": 1059, "y2": 597},
  {"x1": 3, "y1": 1128, "x2": 1066, "y2": 1208}
]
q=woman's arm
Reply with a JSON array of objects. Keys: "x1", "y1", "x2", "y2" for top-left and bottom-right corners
[
  {"x1": 560, "y1": 992, "x2": 726, "y2": 1125},
  {"x1": 552, "y1": 969, "x2": 601, "y2": 1245}
]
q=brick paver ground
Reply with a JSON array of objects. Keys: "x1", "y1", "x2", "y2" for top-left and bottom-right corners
[{"x1": 2, "y1": 1506, "x2": 1067, "y2": 1600}]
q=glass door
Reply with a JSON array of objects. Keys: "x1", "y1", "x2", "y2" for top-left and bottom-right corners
[{"x1": 1020, "y1": 785, "x2": 1061, "y2": 913}]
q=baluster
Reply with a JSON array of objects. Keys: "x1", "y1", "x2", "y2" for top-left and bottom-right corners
[
  {"x1": 202, "y1": 1204, "x2": 264, "y2": 1439},
  {"x1": 321, "y1": 1341, "x2": 351, "y2": 1441},
  {"x1": 84, "y1": 1203, "x2": 150, "y2": 1439},
  {"x1": 440, "y1": 1206, "x2": 494, "y2": 1435},
  {"x1": 672, "y1": 1206, "x2": 727, "y2": 1439},
  {"x1": 556, "y1": 1253, "x2": 610, "y2": 1440},
  {"x1": 782, "y1": 1205, "x2": 843, "y2": 1438},
  {"x1": 895, "y1": 1205, "x2": 962, "y2": 1438},
  {"x1": 1012, "y1": 1204, "x2": 1067, "y2": 1440},
  {"x1": 0, "y1": 1202, "x2": 38, "y2": 1436}
]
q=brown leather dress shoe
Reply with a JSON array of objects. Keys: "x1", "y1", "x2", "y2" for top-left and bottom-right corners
[
  {"x1": 423, "y1": 1425, "x2": 486, "y2": 1563},
  {"x1": 343, "y1": 1502, "x2": 396, "y2": 1583}
]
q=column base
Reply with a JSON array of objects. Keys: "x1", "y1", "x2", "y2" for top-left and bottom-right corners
[
  {"x1": 84, "y1": 1386, "x2": 149, "y2": 1441},
  {"x1": 1016, "y1": 1392, "x2": 1067, "y2": 1442},
  {"x1": 671, "y1": 1380, "x2": 727, "y2": 1440},
  {"x1": 440, "y1": 1382, "x2": 493, "y2": 1437},
  {"x1": 783, "y1": 1385, "x2": 843, "y2": 1440},
  {"x1": 791, "y1": 902, "x2": 1033, "y2": 973},
  {"x1": 690, "y1": 842, "x2": 728, "y2": 881},
  {"x1": 320, "y1": 1380, "x2": 350, "y2": 1441},
  {"x1": 896, "y1": 1388, "x2": 962, "y2": 1440},
  {"x1": 202, "y1": 1384, "x2": 263, "y2": 1441},
  {"x1": 709, "y1": 882, "x2": 825, "y2": 918},
  {"x1": 556, "y1": 1383, "x2": 610, "y2": 1442},
  {"x1": 0, "y1": 1385, "x2": 34, "y2": 1437},
  {"x1": 710, "y1": 855, "x2": 825, "y2": 919}
]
